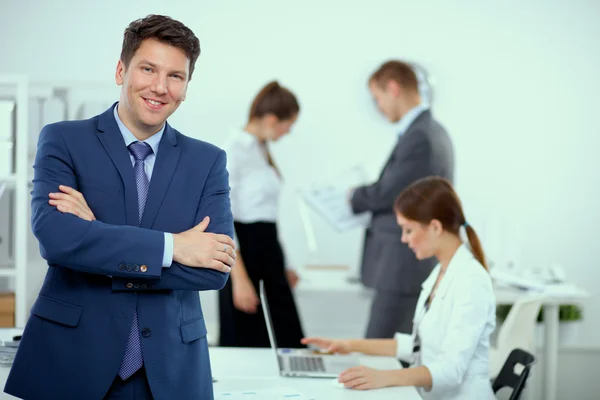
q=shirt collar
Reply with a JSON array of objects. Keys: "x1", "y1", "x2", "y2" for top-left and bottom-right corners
[
  {"x1": 394, "y1": 103, "x2": 429, "y2": 136},
  {"x1": 113, "y1": 103, "x2": 164, "y2": 156}
]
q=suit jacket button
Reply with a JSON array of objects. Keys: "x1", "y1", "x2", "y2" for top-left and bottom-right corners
[
  {"x1": 134, "y1": 265, "x2": 140, "y2": 272},
  {"x1": 126, "y1": 264, "x2": 133, "y2": 272},
  {"x1": 119, "y1": 263, "x2": 126, "y2": 271},
  {"x1": 141, "y1": 284, "x2": 147, "y2": 289},
  {"x1": 126, "y1": 283, "x2": 133, "y2": 289},
  {"x1": 134, "y1": 284, "x2": 140, "y2": 289},
  {"x1": 140, "y1": 265, "x2": 148, "y2": 273},
  {"x1": 141, "y1": 328, "x2": 151, "y2": 338}
]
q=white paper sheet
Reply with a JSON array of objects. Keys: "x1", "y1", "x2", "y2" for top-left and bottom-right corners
[
  {"x1": 299, "y1": 165, "x2": 371, "y2": 232},
  {"x1": 215, "y1": 387, "x2": 313, "y2": 400}
]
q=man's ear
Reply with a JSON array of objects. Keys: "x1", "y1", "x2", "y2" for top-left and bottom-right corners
[
  {"x1": 386, "y1": 79, "x2": 402, "y2": 97},
  {"x1": 115, "y1": 60, "x2": 125, "y2": 85}
]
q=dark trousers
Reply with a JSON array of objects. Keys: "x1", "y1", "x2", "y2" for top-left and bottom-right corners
[
  {"x1": 366, "y1": 292, "x2": 419, "y2": 368},
  {"x1": 365, "y1": 291, "x2": 419, "y2": 338},
  {"x1": 103, "y1": 368, "x2": 153, "y2": 400},
  {"x1": 218, "y1": 222, "x2": 305, "y2": 348}
]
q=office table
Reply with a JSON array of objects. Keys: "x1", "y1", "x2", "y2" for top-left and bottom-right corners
[
  {"x1": 210, "y1": 347, "x2": 421, "y2": 399},
  {"x1": 296, "y1": 269, "x2": 590, "y2": 400},
  {"x1": 0, "y1": 329, "x2": 420, "y2": 399}
]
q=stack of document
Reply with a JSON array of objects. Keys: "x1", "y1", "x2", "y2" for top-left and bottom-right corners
[
  {"x1": 0, "y1": 340, "x2": 18, "y2": 367},
  {"x1": 299, "y1": 165, "x2": 371, "y2": 232},
  {"x1": 301, "y1": 186, "x2": 370, "y2": 232},
  {"x1": 215, "y1": 387, "x2": 313, "y2": 399}
]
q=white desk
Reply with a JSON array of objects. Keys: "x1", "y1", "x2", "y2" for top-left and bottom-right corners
[
  {"x1": 296, "y1": 269, "x2": 590, "y2": 400},
  {"x1": 0, "y1": 330, "x2": 419, "y2": 399},
  {"x1": 210, "y1": 347, "x2": 421, "y2": 399}
]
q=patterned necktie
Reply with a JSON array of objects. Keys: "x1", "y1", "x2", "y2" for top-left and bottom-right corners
[{"x1": 118, "y1": 141, "x2": 153, "y2": 380}]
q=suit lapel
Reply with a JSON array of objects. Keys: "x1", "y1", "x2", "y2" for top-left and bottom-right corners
[
  {"x1": 433, "y1": 244, "x2": 467, "y2": 301},
  {"x1": 95, "y1": 103, "x2": 139, "y2": 226},
  {"x1": 141, "y1": 123, "x2": 180, "y2": 229},
  {"x1": 414, "y1": 265, "x2": 439, "y2": 326}
]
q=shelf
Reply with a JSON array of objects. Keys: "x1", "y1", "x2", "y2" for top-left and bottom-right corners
[
  {"x1": 0, "y1": 74, "x2": 29, "y2": 328},
  {"x1": 0, "y1": 268, "x2": 16, "y2": 278},
  {"x1": 0, "y1": 174, "x2": 16, "y2": 184}
]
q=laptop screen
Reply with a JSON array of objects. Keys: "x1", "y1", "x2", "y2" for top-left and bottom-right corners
[{"x1": 259, "y1": 280, "x2": 281, "y2": 363}]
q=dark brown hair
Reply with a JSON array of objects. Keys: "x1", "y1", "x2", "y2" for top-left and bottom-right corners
[
  {"x1": 120, "y1": 15, "x2": 201, "y2": 80},
  {"x1": 248, "y1": 81, "x2": 300, "y2": 122},
  {"x1": 249, "y1": 81, "x2": 299, "y2": 178},
  {"x1": 370, "y1": 60, "x2": 419, "y2": 93},
  {"x1": 394, "y1": 176, "x2": 488, "y2": 271}
]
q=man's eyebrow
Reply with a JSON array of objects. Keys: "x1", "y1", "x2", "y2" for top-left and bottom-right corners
[{"x1": 138, "y1": 60, "x2": 187, "y2": 77}]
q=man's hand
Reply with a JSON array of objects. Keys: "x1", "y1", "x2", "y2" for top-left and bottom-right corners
[
  {"x1": 232, "y1": 277, "x2": 260, "y2": 314},
  {"x1": 173, "y1": 216, "x2": 236, "y2": 273},
  {"x1": 286, "y1": 269, "x2": 300, "y2": 289},
  {"x1": 48, "y1": 185, "x2": 96, "y2": 221},
  {"x1": 338, "y1": 366, "x2": 394, "y2": 390}
]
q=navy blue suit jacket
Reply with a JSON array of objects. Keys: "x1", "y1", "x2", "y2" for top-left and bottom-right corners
[{"x1": 4, "y1": 104, "x2": 233, "y2": 399}]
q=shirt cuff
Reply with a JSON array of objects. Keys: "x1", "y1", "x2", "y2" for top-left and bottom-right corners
[
  {"x1": 394, "y1": 332, "x2": 415, "y2": 362},
  {"x1": 162, "y1": 232, "x2": 174, "y2": 268}
]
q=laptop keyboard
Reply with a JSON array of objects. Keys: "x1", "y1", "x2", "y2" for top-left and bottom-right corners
[{"x1": 288, "y1": 356, "x2": 326, "y2": 372}]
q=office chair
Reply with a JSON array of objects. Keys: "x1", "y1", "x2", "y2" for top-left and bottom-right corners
[
  {"x1": 490, "y1": 295, "x2": 542, "y2": 377},
  {"x1": 492, "y1": 348, "x2": 535, "y2": 400}
]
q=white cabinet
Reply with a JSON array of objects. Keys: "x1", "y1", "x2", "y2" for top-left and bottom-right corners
[{"x1": 0, "y1": 75, "x2": 29, "y2": 327}]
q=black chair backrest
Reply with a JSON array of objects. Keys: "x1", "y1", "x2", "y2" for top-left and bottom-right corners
[{"x1": 492, "y1": 348, "x2": 535, "y2": 400}]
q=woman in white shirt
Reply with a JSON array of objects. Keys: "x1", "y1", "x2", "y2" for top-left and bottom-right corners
[
  {"x1": 303, "y1": 176, "x2": 496, "y2": 399},
  {"x1": 218, "y1": 81, "x2": 306, "y2": 348}
]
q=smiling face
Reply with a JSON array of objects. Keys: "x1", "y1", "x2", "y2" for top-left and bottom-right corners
[
  {"x1": 396, "y1": 212, "x2": 443, "y2": 260},
  {"x1": 115, "y1": 38, "x2": 190, "y2": 138}
]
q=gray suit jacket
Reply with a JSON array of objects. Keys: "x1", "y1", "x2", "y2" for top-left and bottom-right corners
[{"x1": 351, "y1": 110, "x2": 454, "y2": 296}]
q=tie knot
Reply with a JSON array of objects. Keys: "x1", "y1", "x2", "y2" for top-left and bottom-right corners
[{"x1": 128, "y1": 141, "x2": 153, "y2": 161}]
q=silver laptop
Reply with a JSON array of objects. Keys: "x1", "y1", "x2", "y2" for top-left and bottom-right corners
[{"x1": 259, "y1": 279, "x2": 360, "y2": 378}]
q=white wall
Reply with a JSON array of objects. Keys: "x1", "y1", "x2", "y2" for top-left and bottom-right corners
[{"x1": 1, "y1": 0, "x2": 599, "y2": 346}]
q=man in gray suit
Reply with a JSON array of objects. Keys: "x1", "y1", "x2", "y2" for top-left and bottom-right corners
[{"x1": 350, "y1": 60, "x2": 454, "y2": 339}]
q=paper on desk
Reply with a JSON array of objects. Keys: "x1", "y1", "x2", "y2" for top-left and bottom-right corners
[
  {"x1": 215, "y1": 387, "x2": 313, "y2": 400},
  {"x1": 542, "y1": 283, "x2": 585, "y2": 298}
]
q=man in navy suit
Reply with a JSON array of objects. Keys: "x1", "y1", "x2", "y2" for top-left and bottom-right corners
[{"x1": 4, "y1": 15, "x2": 236, "y2": 400}]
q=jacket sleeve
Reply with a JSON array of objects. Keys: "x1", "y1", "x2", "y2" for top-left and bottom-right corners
[
  {"x1": 351, "y1": 134, "x2": 432, "y2": 214},
  {"x1": 111, "y1": 149, "x2": 233, "y2": 291},
  {"x1": 32, "y1": 124, "x2": 165, "y2": 279},
  {"x1": 424, "y1": 277, "x2": 495, "y2": 395}
]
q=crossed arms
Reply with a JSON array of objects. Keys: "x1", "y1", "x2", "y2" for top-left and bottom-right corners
[{"x1": 32, "y1": 125, "x2": 236, "y2": 291}]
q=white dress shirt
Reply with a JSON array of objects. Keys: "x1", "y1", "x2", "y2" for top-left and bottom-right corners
[
  {"x1": 394, "y1": 244, "x2": 496, "y2": 399},
  {"x1": 223, "y1": 128, "x2": 281, "y2": 223},
  {"x1": 113, "y1": 104, "x2": 173, "y2": 268},
  {"x1": 394, "y1": 103, "x2": 429, "y2": 136}
]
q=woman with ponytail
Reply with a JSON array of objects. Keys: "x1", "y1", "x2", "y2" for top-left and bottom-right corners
[
  {"x1": 218, "y1": 81, "x2": 306, "y2": 348},
  {"x1": 302, "y1": 176, "x2": 496, "y2": 399}
]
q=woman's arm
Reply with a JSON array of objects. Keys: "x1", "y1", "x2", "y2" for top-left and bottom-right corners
[
  {"x1": 301, "y1": 337, "x2": 397, "y2": 357},
  {"x1": 347, "y1": 339, "x2": 397, "y2": 357},
  {"x1": 229, "y1": 250, "x2": 261, "y2": 314},
  {"x1": 339, "y1": 365, "x2": 432, "y2": 391}
]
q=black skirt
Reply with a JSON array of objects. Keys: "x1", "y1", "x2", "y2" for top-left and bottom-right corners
[{"x1": 218, "y1": 221, "x2": 305, "y2": 348}]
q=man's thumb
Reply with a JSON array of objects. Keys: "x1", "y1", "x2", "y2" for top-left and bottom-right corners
[{"x1": 196, "y1": 216, "x2": 210, "y2": 232}]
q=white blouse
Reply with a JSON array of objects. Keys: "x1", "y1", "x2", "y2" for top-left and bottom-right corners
[
  {"x1": 394, "y1": 245, "x2": 496, "y2": 400},
  {"x1": 222, "y1": 128, "x2": 281, "y2": 223}
]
